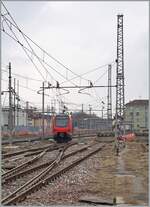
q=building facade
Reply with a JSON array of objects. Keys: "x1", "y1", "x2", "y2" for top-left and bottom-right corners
[
  {"x1": 1, "y1": 107, "x2": 52, "y2": 137},
  {"x1": 1, "y1": 107, "x2": 27, "y2": 131},
  {"x1": 124, "y1": 100, "x2": 149, "y2": 132},
  {"x1": 72, "y1": 112, "x2": 112, "y2": 131}
]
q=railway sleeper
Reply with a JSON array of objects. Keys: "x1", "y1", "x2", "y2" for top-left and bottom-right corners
[
  {"x1": 3, "y1": 144, "x2": 103, "y2": 205},
  {"x1": 3, "y1": 145, "x2": 87, "y2": 184}
]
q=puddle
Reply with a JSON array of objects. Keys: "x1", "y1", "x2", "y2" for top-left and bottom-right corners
[
  {"x1": 116, "y1": 152, "x2": 132, "y2": 176},
  {"x1": 116, "y1": 147, "x2": 136, "y2": 177},
  {"x1": 132, "y1": 193, "x2": 147, "y2": 201},
  {"x1": 132, "y1": 177, "x2": 144, "y2": 193},
  {"x1": 115, "y1": 146, "x2": 147, "y2": 205}
]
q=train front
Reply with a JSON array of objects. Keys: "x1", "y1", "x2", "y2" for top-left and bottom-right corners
[{"x1": 52, "y1": 114, "x2": 73, "y2": 143}]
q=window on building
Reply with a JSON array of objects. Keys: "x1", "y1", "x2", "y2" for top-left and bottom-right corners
[
  {"x1": 137, "y1": 124, "x2": 140, "y2": 128},
  {"x1": 130, "y1": 112, "x2": 133, "y2": 116},
  {"x1": 136, "y1": 112, "x2": 139, "y2": 116}
]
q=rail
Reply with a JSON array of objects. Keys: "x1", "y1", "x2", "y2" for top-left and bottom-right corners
[{"x1": 2, "y1": 143, "x2": 105, "y2": 205}]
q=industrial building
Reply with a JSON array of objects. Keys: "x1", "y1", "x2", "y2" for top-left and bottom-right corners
[
  {"x1": 1, "y1": 107, "x2": 27, "y2": 130},
  {"x1": 124, "y1": 99, "x2": 149, "y2": 132}
]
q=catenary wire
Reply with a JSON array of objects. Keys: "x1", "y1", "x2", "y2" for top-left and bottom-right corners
[{"x1": 1, "y1": 4, "x2": 90, "y2": 82}]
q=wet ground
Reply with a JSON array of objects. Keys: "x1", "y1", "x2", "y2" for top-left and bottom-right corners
[
  {"x1": 2, "y1": 137, "x2": 148, "y2": 206},
  {"x1": 85, "y1": 141, "x2": 148, "y2": 206}
]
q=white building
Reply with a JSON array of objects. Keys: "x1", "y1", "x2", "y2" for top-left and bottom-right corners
[{"x1": 2, "y1": 107, "x2": 27, "y2": 131}]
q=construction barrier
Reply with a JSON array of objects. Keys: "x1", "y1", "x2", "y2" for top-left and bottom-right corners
[{"x1": 122, "y1": 133, "x2": 136, "y2": 141}]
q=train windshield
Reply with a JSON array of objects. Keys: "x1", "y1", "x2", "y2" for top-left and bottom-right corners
[{"x1": 55, "y1": 115, "x2": 69, "y2": 127}]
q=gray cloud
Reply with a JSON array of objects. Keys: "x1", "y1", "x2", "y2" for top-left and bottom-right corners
[{"x1": 2, "y1": 1, "x2": 149, "y2": 115}]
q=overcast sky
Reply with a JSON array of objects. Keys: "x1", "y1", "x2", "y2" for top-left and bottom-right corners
[{"x1": 1, "y1": 1, "x2": 149, "y2": 117}]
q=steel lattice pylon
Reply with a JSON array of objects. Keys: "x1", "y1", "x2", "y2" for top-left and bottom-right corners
[
  {"x1": 116, "y1": 14, "x2": 125, "y2": 119},
  {"x1": 107, "y1": 64, "x2": 112, "y2": 119}
]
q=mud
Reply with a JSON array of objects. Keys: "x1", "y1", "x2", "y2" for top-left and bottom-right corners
[{"x1": 86, "y1": 141, "x2": 148, "y2": 206}]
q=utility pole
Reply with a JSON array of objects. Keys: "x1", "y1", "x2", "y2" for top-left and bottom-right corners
[
  {"x1": 54, "y1": 99, "x2": 56, "y2": 114},
  {"x1": 42, "y1": 82, "x2": 45, "y2": 139},
  {"x1": 47, "y1": 105, "x2": 50, "y2": 129},
  {"x1": 102, "y1": 106, "x2": 104, "y2": 119},
  {"x1": 89, "y1": 104, "x2": 92, "y2": 115},
  {"x1": 51, "y1": 100, "x2": 55, "y2": 115},
  {"x1": 26, "y1": 101, "x2": 29, "y2": 127},
  {"x1": 17, "y1": 80, "x2": 19, "y2": 127},
  {"x1": 89, "y1": 104, "x2": 92, "y2": 130},
  {"x1": 59, "y1": 100, "x2": 61, "y2": 113},
  {"x1": 107, "y1": 64, "x2": 112, "y2": 119},
  {"x1": 101, "y1": 101, "x2": 105, "y2": 119},
  {"x1": 0, "y1": 51, "x2": 1, "y2": 141},
  {"x1": 81, "y1": 104, "x2": 84, "y2": 113},
  {"x1": 13, "y1": 78, "x2": 16, "y2": 131},
  {"x1": 8, "y1": 62, "x2": 13, "y2": 142}
]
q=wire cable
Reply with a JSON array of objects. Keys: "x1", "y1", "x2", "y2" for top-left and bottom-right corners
[
  {"x1": 1, "y1": 3, "x2": 116, "y2": 87},
  {"x1": 1, "y1": 4, "x2": 89, "y2": 82},
  {"x1": 60, "y1": 61, "x2": 115, "y2": 85},
  {"x1": 1, "y1": 11, "x2": 115, "y2": 88},
  {"x1": 2, "y1": 68, "x2": 43, "y2": 82},
  {"x1": 1, "y1": 24, "x2": 79, "y2": 86}
]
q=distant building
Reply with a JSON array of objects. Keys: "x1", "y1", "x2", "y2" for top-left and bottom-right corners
[
  {"x1": 124, "y1": 99, "x2": 149, "y2": 132},
  {"x1": 72, "y1": 112, "x2": 112, "y2": 131},
  {"x1": 1, "y1": 107, "x2": 27, "y2": 131},
  {"x1": 1, "y1": 107, "x2": 51, "y2": 137},
  {"x1": 1, "y1": 107, "x2": 51, "y2": 129},
  {"x1": 29, "y1": 113, "x2": 51, "y2": 129}
]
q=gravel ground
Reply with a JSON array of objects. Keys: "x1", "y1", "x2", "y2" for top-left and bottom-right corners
[
  {"x1": 2, "y1": 140, "x2": 76, "y2": 172},
  {"x1": 2, "y1": 140, "x2": 97, "y2": 200},
  {"x1": 86, "y1": 141, "x2": 148, "y2": 206},
  {"x1": 19, "y1": 140, "x2": 148, "y2": 206},
  {"x1": 2, "y1": 135, "x2": 98, "y2": 154},
  {"x1": 118, "y1": 142, "x2": 148, "y2": 205},
  {"x1": 2, "y1": 138, "x2": 148, "y2": 206},
  {"x1": 2, "y1": 144, "x2": 56, "y2": 173},
  {"x1": 2, "y1": 140, "x2": 53, "y2": 152},
  {"x1": 2, "y1": 139, "x2": 94, "y2": 172},
  {"x1": 19, "y1": 142, "x2": 106, "y2": 205}
]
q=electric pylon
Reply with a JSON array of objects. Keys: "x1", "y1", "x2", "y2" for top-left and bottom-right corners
[
  {"x1": 107, "y1": 64, "x2": 112, "y2": 120},
  {"x1": 115, "y1": 14, "x2": 126, "y2": 156},
  {"x1": 116, "y1": 14, "x2": 125, "y2": 119}
]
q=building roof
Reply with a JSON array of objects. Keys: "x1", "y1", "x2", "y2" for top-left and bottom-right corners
[{"x1": 125, "y1": 99, "x2": 149, "y2": 107}]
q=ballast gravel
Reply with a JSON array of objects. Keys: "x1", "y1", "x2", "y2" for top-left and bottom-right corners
[
  {"x1": 19, "y1": 142, "x2": 108, "y2": 205},
  {"x1": 2, "y1": 140, "x2": 98, "y2": 200}
]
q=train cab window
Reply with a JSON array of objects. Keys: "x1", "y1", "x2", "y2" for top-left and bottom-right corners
[{"x1": 55, "y1": 116, "x2": 69, "y2": 127}]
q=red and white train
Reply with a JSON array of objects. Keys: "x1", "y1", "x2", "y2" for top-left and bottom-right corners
[{"x1": 51, "y1": 114, "x2": 73, "y2": 143}]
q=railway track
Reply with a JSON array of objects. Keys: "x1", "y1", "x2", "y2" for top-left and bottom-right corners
[
  {"x1": 2, "y1": 142, "x2": 75, "y2": 205},
  {"x1": 2, "y1": 142, "x2": 75, "y2": 159},
  {"x1": 2, "y1": 133, "x2": 98, "y2": 145},
  {"x1": 2, "y1": 142, "x2": 77, "y2": 178},
  {"x1": 2, "y1": 143, "x2": 57, "y2": 159},
  {"x1": 2, "y1": 142, "x2": 105, "y2": 205},
  {"x1": 2, "y1": 145, "x2": 88, "y2": 184},
  {"x1": 2, "y1": 148, "x2": 49, "y2": 179}
]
